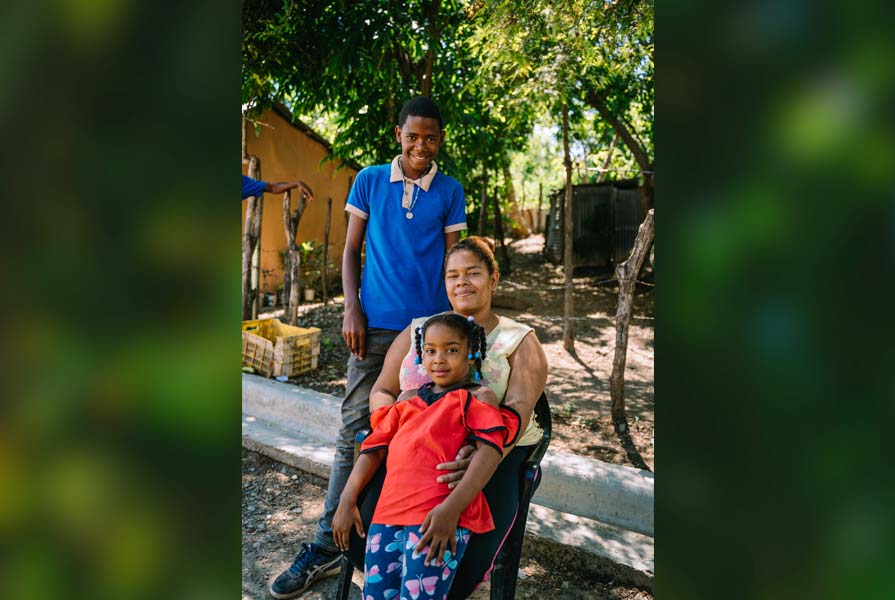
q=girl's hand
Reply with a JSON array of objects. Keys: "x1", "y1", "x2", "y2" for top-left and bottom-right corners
[
  {"x1": 332, "y1": 501, "x2": 364, "y2": 551},
  {"x1": 435, "y1": 444, "x2": 476, "y2": 489},
  {"x1": 415, "y1": 503, "x2": 460, "y2": 566}
]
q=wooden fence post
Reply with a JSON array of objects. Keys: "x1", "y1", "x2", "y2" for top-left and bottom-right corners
[
  {"x1": 562, "y1": 103, "x2": 575, "y2": 351},
  {"x1": 492, "y1": 184, "x2": 511, "y2": 274},
  {"x1": 322, "y1": 197, "x2": 332, "y2": 303},
  {"x1": 282, "y1": 189, "x2": 309, "y2": 325},
  {"x1": 242, "y1": 155, "x2": 263, "y2": 320},
  {"x1": 537, "y1": 182, "x2": 543, "y2": 234}
]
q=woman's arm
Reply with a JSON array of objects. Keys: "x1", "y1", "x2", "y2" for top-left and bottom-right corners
[
  {"x1": 435, "y1": 331, "x2": 547, "y2": 488},
  {"x1": 502, "y1": 331, "x2": 548, "y2": 444},
  {"x1": 368, "y1": 323, "x2": 413, "y2": 411},
  {"x1": 469, "y1": 385, "x2": 499, "y2": 407}
]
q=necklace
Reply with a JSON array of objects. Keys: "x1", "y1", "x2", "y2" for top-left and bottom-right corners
[
  {"x1": 405, "y1": 182, "x2": 420, "y2": 220},
  {"x1": 398, "y1": 157, "x2": 430, "y2": 220}
]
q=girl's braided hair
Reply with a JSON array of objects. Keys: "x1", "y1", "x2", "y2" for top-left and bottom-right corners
[{"x1": 414, "y1": 312, "x2": 488, "y2": 381}]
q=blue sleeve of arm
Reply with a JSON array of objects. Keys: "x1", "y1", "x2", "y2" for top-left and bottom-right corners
[
  {"x1": 445, "y1": 182, "x2": 468, "y2": 228},
  {"x1": 242, "y1": 175, "x2": 267, "y2": 199},
  {"x1": 346, "y1": 168, "x2": 370, "y2": 214}
]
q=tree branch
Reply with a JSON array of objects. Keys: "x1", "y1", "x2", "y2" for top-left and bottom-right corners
[{"x1": 584, "y1": 90, "x2": 652, "y2": 173}]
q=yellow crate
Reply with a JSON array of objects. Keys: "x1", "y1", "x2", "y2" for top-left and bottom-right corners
[
  {"x1": 241, "y1": 331, "x2": 276, "y2": 377},
  {"x1": 241, "y1": 318, "x2": 321, "y2": 378}
]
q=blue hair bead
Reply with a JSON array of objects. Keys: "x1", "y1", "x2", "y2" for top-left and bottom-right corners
[
  {"x1": 467, "y1": 353, "x2": 473, "y2": 359},
  {"x1": 474, "y1": 371, "x2": 482, "y2": 381},
  {"x1": 414, "y1": 356, "x2": 421, "y2": 365},
  {"x1": 475, "y1": 351, "x2": 481, "y2": 359}
]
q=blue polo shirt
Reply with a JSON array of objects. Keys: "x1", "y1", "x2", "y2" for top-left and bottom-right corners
[{"x1": 346, "y1": 161, "x2": 467, "y2": 331}]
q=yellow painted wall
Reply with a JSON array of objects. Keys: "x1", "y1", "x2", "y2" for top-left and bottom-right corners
[{"x1": 242, "y1": 107, "x2": 358, "y2": 295}]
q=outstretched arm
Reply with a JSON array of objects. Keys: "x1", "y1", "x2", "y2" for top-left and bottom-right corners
[{"x1": 265, "y1": 180, "x2": 314, "y2": 200}]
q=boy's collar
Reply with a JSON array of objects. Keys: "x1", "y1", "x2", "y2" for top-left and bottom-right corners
[{"x1": 390, "y1": 155, "x2": 438, "y2": 192}]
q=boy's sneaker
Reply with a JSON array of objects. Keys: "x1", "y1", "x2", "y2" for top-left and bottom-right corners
[{"x1": 269, "y1": 542, "x2": 341, "y2": 598}]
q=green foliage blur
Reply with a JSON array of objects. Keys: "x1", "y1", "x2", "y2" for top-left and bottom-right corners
[
  {"x1": 0, "y1": 1, "x2": 240, "y2": 599},
  {"x1": 658, "y1": 1, "x2": 895, "y2": 598}
]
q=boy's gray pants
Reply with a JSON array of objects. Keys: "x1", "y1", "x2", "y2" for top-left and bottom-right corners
[{"x1": 313, "y1": 328, "x2": 399, "y2": 553}]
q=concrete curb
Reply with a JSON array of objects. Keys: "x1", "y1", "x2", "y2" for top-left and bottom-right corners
[
  {"x1": 242, "y1": 374, "x2": 654, "y2": 580},
  {"x1": 538, "y1": 452, "x2": 653, "y2": 537},
  {"x1": 242, "y1": 414, "x2": 334, "y2": 480}
]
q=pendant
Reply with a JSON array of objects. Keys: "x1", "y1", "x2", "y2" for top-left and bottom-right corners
[{"x1": 405, "y1": 212, "x2": 414, "y2": 219}]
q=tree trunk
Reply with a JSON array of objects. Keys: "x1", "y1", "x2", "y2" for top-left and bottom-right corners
[
  {"x1": 502, "y1": 164, "x2": 530, "y2": 237},
  {"x1": 492, "y1": 184, "x2": 511, "y2": 274},
  {"x1": 561, "y1": 102, "x2": 575, "y2": 351},
  {"x1": 421, "y1": 0, "x2": 440, "y2": 95},
  {"x1": 282, "y1": 189, "x2": 309, "y2": 325},
  {"x1": 286, "y1": 247, "x2": 301, "y2": 324},
  {"x1": 610, "y1": 209, "x2": 655, "y2": 426},
  {"x1": 322, "y1": 197, "x2": 333, "y2": 303},
  {"x1": 537, "y1": 182, "x2": 543, "y2": 234},
  {"x1": 242, "y1": 154, "x2": 263, "y2": 320},
  {"x1": 422, "y1": 50, "x2": 434, "y2": 96},
  {"x1": 597, "y1": 134, "x2": 618, "y2": 183},
  {"x1": 477, "y1": 163, "x2": 488, "y2": 236}
]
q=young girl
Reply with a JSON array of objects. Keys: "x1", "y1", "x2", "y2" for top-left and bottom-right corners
[{"x1": 332, "y1": 312, "x2": 520, "y2": 600}]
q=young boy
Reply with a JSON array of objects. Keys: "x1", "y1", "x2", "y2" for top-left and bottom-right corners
[{"x1": 270, "y1": 96, "x2": 467, "y2": 599}]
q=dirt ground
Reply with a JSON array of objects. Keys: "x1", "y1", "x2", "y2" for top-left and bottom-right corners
[
  {"x1": 242, "y1": 449, "x2": 653, "y2": 600},
  {"x1": 274, "y1": 234, "x2": 655, "y2": 471}
]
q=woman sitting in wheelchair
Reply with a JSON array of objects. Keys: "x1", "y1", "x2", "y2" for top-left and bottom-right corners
[{"x1": 332, "y1": 312, "x2": 521, "y2": 599}]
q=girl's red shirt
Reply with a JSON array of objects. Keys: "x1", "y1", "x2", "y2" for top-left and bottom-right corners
[{"x1": 360, "y1": 383, "x2": 521, "y2": 534}]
